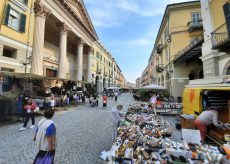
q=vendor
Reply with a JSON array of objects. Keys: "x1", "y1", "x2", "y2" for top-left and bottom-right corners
[
  {"x1": 111, "y1": 105, "x2": 123, "y2": 141},
  {"x1": 194, "y1": 104, "x2": 222, "y2": 142}
]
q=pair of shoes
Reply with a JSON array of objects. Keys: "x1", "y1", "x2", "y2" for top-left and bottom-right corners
[
  {"x1": 19, "y1": 127, "x2": 26, "y2": 131},
  {"x1": 30, "y1": 125, "x2": 35, "y2": 129}
]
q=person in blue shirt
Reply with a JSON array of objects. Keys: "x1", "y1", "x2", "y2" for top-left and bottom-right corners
[{"x1": 33, "y1": 109, "x2": 56, "y2": 164}]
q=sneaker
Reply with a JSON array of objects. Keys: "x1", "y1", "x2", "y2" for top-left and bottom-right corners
[
  {"x1": 30, "y1": 125, "x2": 35, "y2": 129},
  {"x1": 19, "y1": 127, "x2": 26, "y2": 131}
]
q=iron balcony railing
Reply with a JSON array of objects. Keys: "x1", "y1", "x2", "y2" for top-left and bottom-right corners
[
  {"x1": 187, "y1": 20, "x2": 203, "y2": 32},
  {"x1": 211, "y1": 22, "x2": 230, "y2": 49},
  {"x1": 174, "y1": 35, "x2": 204, "y2": 63}
]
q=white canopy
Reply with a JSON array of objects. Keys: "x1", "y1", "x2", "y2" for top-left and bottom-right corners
[
  {"x1": 140, "y1": 84, "x2": 166, "y2": 90},
  {"x1": 107, "y1": 87, "x2": 120, "y2": 90}
]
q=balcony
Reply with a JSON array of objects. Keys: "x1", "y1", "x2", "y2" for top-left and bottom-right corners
[
  {"x1": 156, "y1": 44, "x2": 163, "y2": 54},
  {"x1": 187, "y1": 20, "x2": 203, "y2": 32},
  {"x1": 155, "y1": 65, "x2": 164, "y2": 73},
  {"x1": 173, "y1": 35, "x2": 204, "y2": 64},
  {"x1": 211, "y1": 22, "x2": 230, "y2": 49}
]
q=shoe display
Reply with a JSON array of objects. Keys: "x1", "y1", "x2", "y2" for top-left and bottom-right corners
[
  {"x1": 30, "y1": 125, "x2": 35, "y2": 129},
  {"x1": 19, "y1": 127, "x2": 26, "y2": 131}
]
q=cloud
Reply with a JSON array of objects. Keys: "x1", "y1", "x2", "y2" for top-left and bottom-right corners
[{"x1": 125, "y1": 38, "x2": 151, "y2": 46}]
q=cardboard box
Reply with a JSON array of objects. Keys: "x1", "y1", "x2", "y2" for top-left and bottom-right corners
[{"x1": 181, "y1": 115, "x2": 196, "y2": 129}]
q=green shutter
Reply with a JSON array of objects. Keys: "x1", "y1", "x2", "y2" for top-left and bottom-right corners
[
  {"x1": 4, "y1": 4, "x2": 11, "y2": 25},
  {"x1": 23, "y1": 0, "x2": 28, "y2": 6},
  {"x1": 19, "y1": 14, "x2": 26, "y2": 33}
]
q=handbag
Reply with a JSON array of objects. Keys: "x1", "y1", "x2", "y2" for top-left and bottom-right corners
[{"x1": 35, "y1": 152, "x2": 54, "y2": 164}]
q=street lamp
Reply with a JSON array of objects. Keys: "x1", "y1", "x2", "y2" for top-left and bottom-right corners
[{"x1": 22, "y1": 56, "x2": 32, "y2": 73}]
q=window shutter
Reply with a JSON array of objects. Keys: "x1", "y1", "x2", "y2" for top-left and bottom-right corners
[
  {"x1": 19, "y1": 14, "x2": 26, "y2": 33},
  {"x1": 23, "y1": 0, "x2": 28, "y2": 5},
  {"x1": 4, "y1": 4, "x2": 11, "y2": 25},
  {"x1": 223, "y1": 2, "x2": 230, "y2": 20}
]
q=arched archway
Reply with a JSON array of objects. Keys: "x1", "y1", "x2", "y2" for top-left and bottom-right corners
[
  {"x1": 103, "y1": 78, "x2": 106, "y2": 90},
  {"x1": 189, "y1": 71, "x2": 196, "y2": 80},
  {"x1": 227, "y1": 66, "x2": 230, "y2": 75},
  {"x1": 158, "y1": 78, "x2": 160, "y2": 86},
  {"x1": 95, "y1": 76, "x2": 99, "y2": 92},
  {"x1": 166, "y1": 73, "x2": 170, "y2": 92},
  {"x1": 161, "y1": 75, "x2": 164, "y2": 86},
  {"x1": 199, "y1": 70, "x2": 204, "y2": 79},
  {"x1": 108, "y1": 79, "x2": 111, "y2": 87}
]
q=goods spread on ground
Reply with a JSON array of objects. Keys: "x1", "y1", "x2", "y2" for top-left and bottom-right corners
[{"x1": 101, "y1": 103, "x2": 230, "y2": 164}]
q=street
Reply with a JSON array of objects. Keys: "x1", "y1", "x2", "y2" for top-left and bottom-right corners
[{"x1": 0, "y1": 93, "x2": 136, "y2": 164}]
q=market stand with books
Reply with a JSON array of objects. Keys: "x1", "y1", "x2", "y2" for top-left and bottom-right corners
[{"x1": 101, "y1": 102, "x2": 230, "y2": 163}]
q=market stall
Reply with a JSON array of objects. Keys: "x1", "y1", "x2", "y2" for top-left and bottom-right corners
[{"x1": 101, "y1": 103, "x2": 230, "y2": 163}]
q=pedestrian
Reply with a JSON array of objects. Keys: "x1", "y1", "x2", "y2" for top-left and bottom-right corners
[
  {"x1": 89, "y1": 95, "x2": 93, "y2": 107},
  {"x1": 50, "y1": 94, "x2": 55, "y2": 110},
  {"x1": 16, "y1": 94, "x2": 23, "y2": 122},
  {"x1": 111, "y1": 105, "x2": 123, "y2": 141},
  {"x1": 82, "y1": 93, "x2": 85, "y2": 103},
  {"x1": 114, "y1": 92, "x2": 118, "y2": 102},
  {"x1": 33, "y1": 109, "x2": 56, "y2": 164},
  {"x1": 19, "y1": 99, "x2": 37, "y2": 131},
  {"x1": 66, "y1": 95, "x2": 70, "y2": 110},
  {"x1": 194, "y1": 105, "x2": 222, "y2": 142},
  {"x1": 103, "y1": 94, "x2": 107, "y2": 108},
  {"x1": 149, "y1": 92, "x2": 157, "y2": 115}
]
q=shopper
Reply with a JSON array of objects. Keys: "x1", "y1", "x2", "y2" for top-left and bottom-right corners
[
  {"x1": 114, "y1": 92, "x2": 118, "y2": 102},
  {"x1": 33, "y1": 109, "x2": 56, "y2": 164},
  {"x1": 111, "y1": 105, "x2": 123, "y2": 141},
  {"x1": 19, "y1": 99, "x2": 37, "y2": 131},
  {"x1": 149, "y1": 92, "x2": 157, "y2": 115}
]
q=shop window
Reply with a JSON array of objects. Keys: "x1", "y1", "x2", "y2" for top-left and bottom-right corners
[
  {"x1": 46, "y1": 69, "x2": 57, "y2": 77},
  {"x1": 1, "y1": 67, "x2": 14, "y2": 72},
  {"x1": 4, "y1": 5, "x2": 26, "y2": 33},
  {"x1": 3, "y1": 46, "x2": 17, "y2": 59}
]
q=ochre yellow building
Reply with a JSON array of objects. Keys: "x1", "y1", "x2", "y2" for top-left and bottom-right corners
[
  {"x1": 148, "y1": 1, "x2": 204, "y2": 98},
  {"x1": 0, "y1": 0, "x2": 34, "y2": 73}
]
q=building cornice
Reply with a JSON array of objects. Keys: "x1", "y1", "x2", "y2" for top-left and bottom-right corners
[{"x1": 57, "y1": 0, "x2": 97, "y2": 41}]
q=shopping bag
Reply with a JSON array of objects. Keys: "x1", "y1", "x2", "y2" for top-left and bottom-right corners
[{"x1": 35, "y1": 153, "x2": 54, "y2": 164}]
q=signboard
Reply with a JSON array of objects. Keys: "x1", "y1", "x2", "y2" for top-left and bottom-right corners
[{"x1": 182, "y1": 128, "x2": 201, "y2": 144}]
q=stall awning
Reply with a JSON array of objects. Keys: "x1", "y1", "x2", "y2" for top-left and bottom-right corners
[{"x1": 139, "y1": 84, "x2": 166, "y2": 90}]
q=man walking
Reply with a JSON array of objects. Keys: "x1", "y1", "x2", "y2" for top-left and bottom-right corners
[{"x1": 111, "y1": 105, "x2": 123, "y2": 141}]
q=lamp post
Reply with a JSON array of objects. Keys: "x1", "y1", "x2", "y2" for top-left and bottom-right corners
[{"x1": 22, "y1": 56, "x2": 32, "y2": 73}]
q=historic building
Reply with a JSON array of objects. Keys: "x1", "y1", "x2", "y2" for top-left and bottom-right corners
[
  {"x1": 93, "y1": 41, "x2": 114, "y2": 93},
  {"x1": 199, "y1": 0, "x2": 230, "y2": 78},
  {"x1": 0, "y1": 0, "x2": 34, "y2": 73},
  {"x1": 135, "y1": 77, "x2": 142, "y2": 88},
  {"x1": 0, "y1": 0, "x2": 120, "y2": 92},
  {"x1": 147, "y1": 1, "x2": 203, "y2": 98}
]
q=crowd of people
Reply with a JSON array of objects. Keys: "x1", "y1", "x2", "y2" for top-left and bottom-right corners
[{"x1": 15, "y1": 89, "x2": 122, "y2": 163}]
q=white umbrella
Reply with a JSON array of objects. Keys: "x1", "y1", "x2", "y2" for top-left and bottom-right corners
[{"x1": 140, "y1": 84, "x2": 166, "y2": 90}]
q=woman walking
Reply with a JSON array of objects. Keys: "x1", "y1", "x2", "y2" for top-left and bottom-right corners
[
  {"x1": 33, "y1": 109, "x2": 56, "y2": 164},
  {"x1": 19, "y1": 99, "x2": 37, "y2": 131}
]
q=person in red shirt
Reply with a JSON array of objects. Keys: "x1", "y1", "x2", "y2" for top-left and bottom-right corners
[
  {"x1": 103, "y1": 94, "x2": 107, "y2": 108},
  {"x1": 20, "y1": 99, "x2": 37, "y2": 131}
]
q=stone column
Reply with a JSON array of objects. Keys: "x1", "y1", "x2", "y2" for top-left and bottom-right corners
[
  {"x1": 31, "y1": 1, "x2": 51, "y2": 76},
  {"x1": 76, "y1": 38, "x2": 85, "y2": 83},
  {"x1": 57, "y1": 22, "x2": 71, "y2": 79},
  {"x1": 87, "y1": 47, "x2": 93, "y2": 83}
]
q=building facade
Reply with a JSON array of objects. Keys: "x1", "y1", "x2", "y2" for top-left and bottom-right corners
[
  {"x1": 0, "y1": 0, "x2": 120, "y2": 93},
  {"x1": 200, "y1": 0, "x2": 230, "y2": 77},
  {"x1": 147, "y1": 1, "x2": 203, "y2": 98},
  {"x1": 0, "y1": 0, "x2": 34, "y2": 73}
]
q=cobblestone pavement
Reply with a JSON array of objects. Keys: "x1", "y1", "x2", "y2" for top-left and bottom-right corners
[{"x1": 0, "y1": 93, "x2": 136, "y2": 164}]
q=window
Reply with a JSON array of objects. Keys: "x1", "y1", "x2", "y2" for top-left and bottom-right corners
[
  {"x1": 4, "y1": 5, "x2": 26, "y2": 33},
  {"x1": 1, "y1": 67, "x2": 14, "y2": 72},
  {"x1": 96, "y1": 52, "x2": 100, "y2": 59},
  {"x1": 3, "y1": 46, "x2": 17, "y2": 59},
  {"x1": 46, "y1": 69, "x2": 57, "y2": 77},
  {"x1": 191, "y1": 12, "x2": 201, "y2": 25},
  {"x1": 20, "y1": 0, "x2": 28, "y2": 6}
]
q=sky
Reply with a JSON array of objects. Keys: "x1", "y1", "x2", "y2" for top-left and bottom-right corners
[{"x1": 84, "y1": 0, "x2": 191, "y2": 83}]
